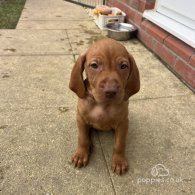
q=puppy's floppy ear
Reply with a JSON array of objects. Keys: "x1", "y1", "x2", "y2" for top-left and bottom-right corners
[
  {"x1": 69, "y1": 52, "x2": 86, "y2": 98},
  {"x1": 124, "y1": 53, "x2": 140, "y2": 100}
]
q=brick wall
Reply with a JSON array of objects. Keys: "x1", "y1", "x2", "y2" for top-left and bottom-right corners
[{"x1": 107, "y1": 0, "x2": 195, "y2": 91}]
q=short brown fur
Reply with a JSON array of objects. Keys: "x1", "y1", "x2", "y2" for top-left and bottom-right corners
[{"x1": 69, "y1": 38, "x2": 140, "y2": 175}]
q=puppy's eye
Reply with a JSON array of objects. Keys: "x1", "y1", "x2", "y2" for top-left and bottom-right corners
[
  {"x1": 120, "y1": 64, "x2": 128, "y2": 69},
  {"x1": 90, "y1": 63, "x2": 98, "y2": 69}
]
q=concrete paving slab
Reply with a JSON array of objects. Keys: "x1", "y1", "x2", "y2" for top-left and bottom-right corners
[
  {"x1": 0, "y1": 55, "x2": 75, "y2": 109},
  {"x1": 67, "y1": 31, "x2": 148, "y2": 55},
  {"x1": 0, "y1": 53, "x2": 115, "y2": 194},
  {"x1": 17, "y1": 20, "x2": 98, "y2": 30},
  {"x1": 0, "y1": 30, "x2": 71, "y2": 56},
  {"x1": 0, "y1": 108, "x2": 115, "y2": 195},
  {"x1": 122, "y1": 39, "x2": 149, "y2": 52},
  {"x1": 98, "y1": 95, "x2": 195, "y2": 195},
  {"x1": 67, "y1": 29, "x2": 105, "y2": 55},
  {"x1": 130, "y1": 50, "x2": 192, "y2": 100},
  {"x1": 20, "y1": 0, "x2": 91, "y2": 21}
]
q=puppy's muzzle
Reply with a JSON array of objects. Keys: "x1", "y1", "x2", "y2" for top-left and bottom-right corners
[
  {"x1": 104, "y1": 87, "x2": 117, "y2": 99},
  {"x1": 101, "y1": 80, "x2": 119, "y2": 99}
]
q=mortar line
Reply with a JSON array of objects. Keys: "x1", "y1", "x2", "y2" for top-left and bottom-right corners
[
  {"x1": 0, "y1": 105, "x2": 76, "y2": 111},
  {"x1": 97, "y1": 132, "x2": 117, "y2": 195},
  {"x1": 65, "y1": 29, "x2": 75, "y2": 61},
  {"x1": 19, "y1": 19, "x2": 94, "y2": 22},
  {"x1": 0, "y1": 53, "x2": 74, "y2": 57},
  {"x1": 16, "y1": 28, "x2": 99, "y2": 31},
  {"x1": 129, "y1": 93, "x2": 194, "y2": 102}
]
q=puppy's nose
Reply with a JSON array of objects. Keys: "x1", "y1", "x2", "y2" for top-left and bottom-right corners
[
  {"x1": 105, "y1": 90, "x2": 117, "y2": 98},
  {"x1": 101, "y1": 78, "x2": 119, "y2": 99}
]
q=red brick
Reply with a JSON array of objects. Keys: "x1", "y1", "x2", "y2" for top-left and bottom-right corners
[
  {"x1": 108, "y1": 0, "x2": 155, "y2": 13},
  {"x1": 164, "y1": 35, "x2": 195, "y2": 62},
  {"x1": 133, "y1": 12, "x2": 143, "y2": 26},
  {"x1": 145, "y1": 1, "x2": 155, "y2": 10},
  {"x1": 107, "y1": 0, "x2": 117, "y2": 7},
  {"x1": 139, "y1": 0, "x2": 155, "y2": 12},
  {"x1": 153, "y1": 41, "x2": 176, "y2": 66},
  {"x1": 140, "y1": 19, "x2": 151, "y2": 31},
  {"x1": 138, "y1": 29, "x2": 154, "y2": 49},
  {"x1": 145, "y1": 22, "x2": 169, "y2": 43},
  {"x1": 174, "y1": 58, "x2": 195, "y2": 89},
  {"x1": 141, "y1": 20, "x2": 169, "y2": 43},
  {"x1": 189, "y1": 55, "x2": 195, "y2": 68},
  {"x1": 131, "y1": 0, "x2": 139, "y2": 11},
  {"x1": 125, "y1": 6, "x2": 136, "y2": 21},
  {"x1": 139, "y1": 0, "x2": 146, "y2": 12}
]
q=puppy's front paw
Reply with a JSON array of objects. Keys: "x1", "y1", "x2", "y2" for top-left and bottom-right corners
[
  {"x1": 72, "y1": 148, "x2": 89, "y2": 168},
  {"x1": 112, "y1": 153, "x2": 128, "y2": 175}
]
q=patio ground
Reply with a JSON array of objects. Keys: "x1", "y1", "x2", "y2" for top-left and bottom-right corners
[{"x1": 0, "y1": 0, "x2": 194, "y2": 194}]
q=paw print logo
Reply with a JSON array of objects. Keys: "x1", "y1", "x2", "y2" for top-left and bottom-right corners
[{"x1": 151, "y1": 164, "x2": 169, "y2": 177}]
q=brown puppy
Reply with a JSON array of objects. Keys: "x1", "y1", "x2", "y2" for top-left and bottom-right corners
[{"x1": 69, "y1": 38, "x2": 140, "y2": 174}]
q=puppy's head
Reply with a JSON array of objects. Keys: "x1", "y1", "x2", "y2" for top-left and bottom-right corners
[{"x1": 69, "y1": 38, "x2": 140, "y2": 103}]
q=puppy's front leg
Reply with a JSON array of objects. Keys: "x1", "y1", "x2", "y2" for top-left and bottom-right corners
[
  {"x1": 72, "y1": 112, "x2": 91, "y2": 168},
  {"x1": 112, "y1": 120, "x2": 129, "y2": 175}
]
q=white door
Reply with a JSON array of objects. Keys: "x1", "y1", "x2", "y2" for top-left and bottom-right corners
[
  {"x1": 143, "y1": 0, "x2": 195, "y2": 47},
  {"x1": 156, "y1": 0, "x2": 195, "y2": 30}
]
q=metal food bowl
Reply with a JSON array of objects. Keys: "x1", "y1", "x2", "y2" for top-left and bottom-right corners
[{"x1": 106, "y1": 23, "x2": 137, "y2": 41}]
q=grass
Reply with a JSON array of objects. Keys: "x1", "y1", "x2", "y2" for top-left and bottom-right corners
[{"x1": 0, "y1": 0, "x2": 26, "y2": 29}]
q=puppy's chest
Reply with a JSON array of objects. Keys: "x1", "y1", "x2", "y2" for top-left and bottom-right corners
[
  {"x1": 90, "y1": 105, "x2": 110, "y2": 120},
  {"x1": 84, "y1": 104, "x2": 117, "y2": 130}
]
